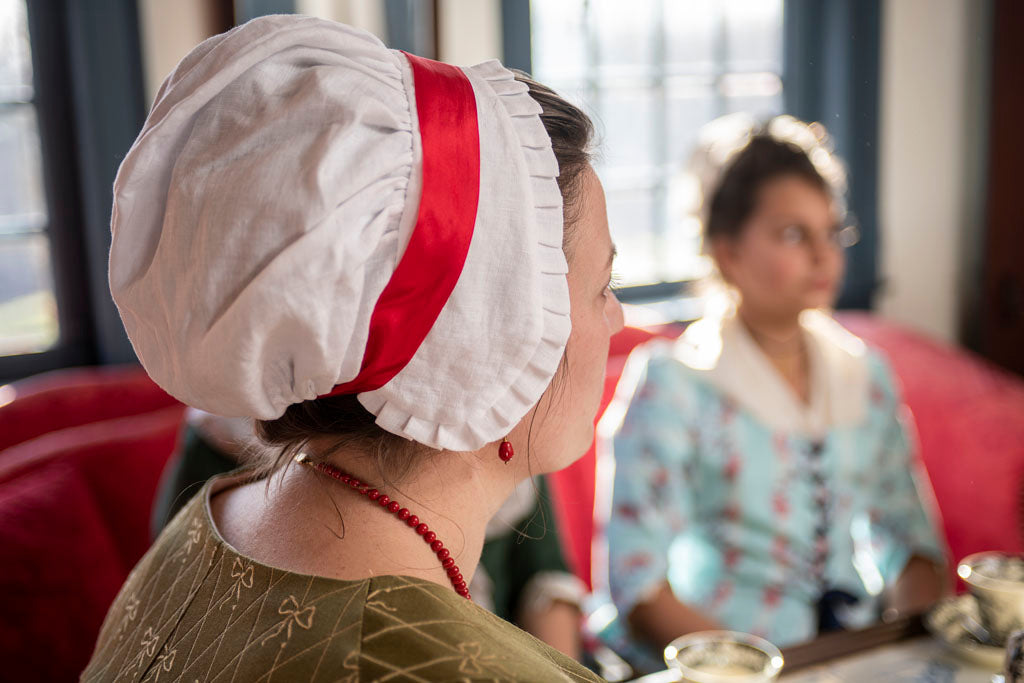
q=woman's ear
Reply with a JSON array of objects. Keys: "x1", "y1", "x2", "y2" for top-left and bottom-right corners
[{"x1": 709, "y1": 236, "x2": 736, "y2": 285}]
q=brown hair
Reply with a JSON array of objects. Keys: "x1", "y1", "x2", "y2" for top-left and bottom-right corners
[
  {"x1": 252, "y1": 73, "x2": 594, "y2": 480},
  {"x1": 706, "y1": 133, "x2": 837, "y2": 242}
]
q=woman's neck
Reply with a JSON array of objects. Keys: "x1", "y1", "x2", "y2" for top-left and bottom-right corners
[
  {"x1": 737, "y1": 305, "x2": 804, "y2": 358},
  {"x1": 228, "y1": 444, "x2": 519, "y2": 593},
  {"x1": 737, "y1": 304, "x2": 812, "y2": 404}
]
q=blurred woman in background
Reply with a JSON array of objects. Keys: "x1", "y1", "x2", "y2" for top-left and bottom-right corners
[{"x1": 602, "y1": 115, "x2": 947, "y2": 671}]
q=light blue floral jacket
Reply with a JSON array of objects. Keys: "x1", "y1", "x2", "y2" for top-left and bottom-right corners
[{"x1": 600, "y1": 312, "x2": 945, "y2": 669}]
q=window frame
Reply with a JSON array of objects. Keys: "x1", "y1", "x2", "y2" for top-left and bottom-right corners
[
  {"x1": 0, "y1": 0, "x2": 148, "y2": 384},
  {"x1": 0, "y1": 0, "x2": 882, "y2": 383},
  {"x1": 0, "y1": 0, "x2": 92, "y2": 382},
  {"x1": 510, "y1": 0, "x2": 881, "y2": 308},
  {"x1": 783, "y1": 0, "x2": 881, "y2": 310}
]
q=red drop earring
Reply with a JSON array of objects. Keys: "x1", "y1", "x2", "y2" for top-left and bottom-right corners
[{"x1": 498, "y1": 437, "x2": 514, "y2": 463}]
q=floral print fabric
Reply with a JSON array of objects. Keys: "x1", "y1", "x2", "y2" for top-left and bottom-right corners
[{"x1": 603, "y1": 340, "x2": 944, "y2": 668}]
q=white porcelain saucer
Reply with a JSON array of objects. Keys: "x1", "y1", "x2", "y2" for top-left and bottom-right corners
[{"x1": 925, "y1": 594, "x2": 1006, "y2": 671}]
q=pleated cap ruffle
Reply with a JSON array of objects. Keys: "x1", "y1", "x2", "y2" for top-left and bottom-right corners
[{"x1": 359, "y1": 59, "x2": 571, "y2": 450}]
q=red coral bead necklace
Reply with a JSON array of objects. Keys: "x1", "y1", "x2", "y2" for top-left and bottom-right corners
[{"x1": 294, "y1": 453, "x2": 471, "y2": 600}]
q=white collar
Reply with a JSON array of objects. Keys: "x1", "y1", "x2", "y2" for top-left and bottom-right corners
[{"x1": 672, "y1": 308, "x2": 869, "y2": 437}]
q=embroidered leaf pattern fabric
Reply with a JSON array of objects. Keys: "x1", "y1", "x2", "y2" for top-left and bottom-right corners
[{"x1": 82, "y1": 476, "x2": 603, "y2": 682}]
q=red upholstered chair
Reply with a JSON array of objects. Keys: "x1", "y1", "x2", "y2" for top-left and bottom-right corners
[
  {"x1": 0, "y1": 365, "x2": 181, "y2": 452},
  {"x1": 0, "y1": 406, "x2": 187, "y2": 568},
  {"x1": 0, "y1": 366, "x2": 185, "y2": 682},
  {"x1": 837, "y1": 313, "x2": 1024, "y2": 568},
  {"x1": 0, "y1": 462, "x2": 127, "y2": 683}
]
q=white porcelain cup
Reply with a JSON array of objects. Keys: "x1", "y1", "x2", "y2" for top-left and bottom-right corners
[
  {"x1": 664, "y1": 631, "x2": 784, "y2": 683},
  {"x1": 958, "y1": 552, "x2": 1024, "y2": 645}
]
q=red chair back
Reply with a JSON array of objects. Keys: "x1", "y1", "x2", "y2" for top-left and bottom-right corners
[
  {"x1": 0, "y1": 365, "x2": 180, "y2": 452},
  {"x1": 838, "y1": 313, "x2": 1024, "y2": 564},
  {"x1": 0, "y1": 366, "x2": 185, "y2": 682}
]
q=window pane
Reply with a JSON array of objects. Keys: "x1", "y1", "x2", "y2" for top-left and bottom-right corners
[
  {"x1": 723, "y1": 0, "x2": 783, "y2": 72},
  {"x1": 659, "y1": 214, "x2": 708, "y2": 282},
  {"x1": 596, "y1": 86, "x2": 656, "y2": 172},
  {"x1": 666, "y1": 82, "x2": 717, "y2": 168},
  {"x1": 0, "y1": 104, "x2": 47, "y2": 230},
  {"x1": 532, "y1": 0, "x2": 786, "y2": 290},
  {"x1": 720, "y1": 72, "x2": 784, "y2": 117},
  {"x1": 723, "y1": 91, "x2": 783, "y2": 119},
  {"x1": 606, "y1": 189, "x2": 657, "y2": 286},
  {"x1": 0, "y1": 0, "x2": 33, "y2": 100},
  {"x1": 530, "y1": 0, "x2": 587, "y2": 81},
  {"x1": 0, "y1": 233, "x2": 59, "y2": 356},
  {"x1": 665, "y1": 0, "x2": 718, "y2": 73},
  {"x1": 591, "y1": 0, "x2": 656, "y2": 72}
]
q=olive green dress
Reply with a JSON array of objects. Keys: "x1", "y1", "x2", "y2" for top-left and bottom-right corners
[{"x1": 82, "y1": 473, "x2": 603, "y2": 682}]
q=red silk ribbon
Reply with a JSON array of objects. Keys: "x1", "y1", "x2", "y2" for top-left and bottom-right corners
[{"x1": 321, "y1": 52, "x2": 480, "y2": 398}]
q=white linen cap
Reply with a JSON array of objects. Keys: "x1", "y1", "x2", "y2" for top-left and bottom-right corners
[{"x1": 109, "y1": 15, "x2": 571, "y2": 451}]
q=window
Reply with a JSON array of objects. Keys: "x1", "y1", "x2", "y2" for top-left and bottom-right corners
[
  {"x1": 531, "y1": 0, "x2": 784, "y2": 294},
  {"x1": 0, "y1": 0, "x2": 58, "y2": 356}
]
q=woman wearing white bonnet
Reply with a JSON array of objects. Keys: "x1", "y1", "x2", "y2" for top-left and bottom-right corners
[{"x1": 83, "y1": 14, "x2": 621, "y2": 683}]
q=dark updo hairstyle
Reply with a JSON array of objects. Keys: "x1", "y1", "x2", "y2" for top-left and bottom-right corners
[
  {"x1": 252, "y1": 73, "x2": 595, "y2": 480},
  {"x1": 704, "y1": 119, "x2": 846, "y2": 243}
]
